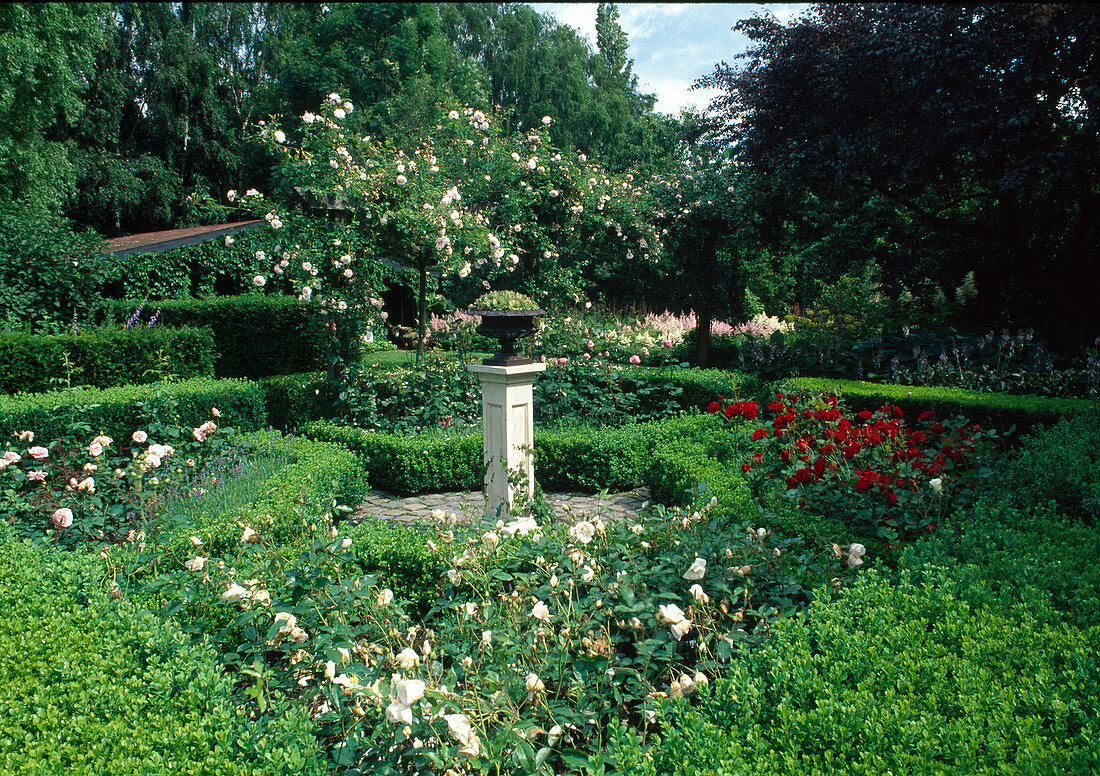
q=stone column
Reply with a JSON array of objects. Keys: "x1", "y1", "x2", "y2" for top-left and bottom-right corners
[{"x1": 467, "y1": 362, "x2": 546, "y2": 516}]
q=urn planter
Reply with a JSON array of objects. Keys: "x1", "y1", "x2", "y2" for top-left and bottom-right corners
[{"x1": 470, "y1": 309, "x2": 546, "y2": 366}]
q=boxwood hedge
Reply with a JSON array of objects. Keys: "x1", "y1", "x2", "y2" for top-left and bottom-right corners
[{"x1": 0, "y1": 523, "x2": 325, "y2": 775}]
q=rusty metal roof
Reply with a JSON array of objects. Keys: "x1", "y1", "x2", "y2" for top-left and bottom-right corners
[{"x1": 102, "y1": 219, "x2": 266, "y2": 258}]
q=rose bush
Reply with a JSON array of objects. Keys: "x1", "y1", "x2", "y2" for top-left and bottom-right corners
[
  {"x1": 0, "y1": 408, "x2": 230, "y2": 548},
  {"x1": 710, "y1": 390, "x2": 1005, "y2": 541},
  {"x1": 133, "y1": 490, "x2": 842, "y2": 774}
]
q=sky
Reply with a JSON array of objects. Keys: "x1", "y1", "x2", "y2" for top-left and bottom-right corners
[{"x1": 528, "y1": 3, "x2": 812, "y2": 116}]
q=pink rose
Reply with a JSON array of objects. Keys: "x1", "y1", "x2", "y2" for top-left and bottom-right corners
[
  {"x1": 3, "y1": 451, "x2": 20, "y2": 463},
  {"x1": 211, "y1": 408, "x2": 221, "y2": 417},
  {"x1": 27, "y1": 471, "x2": 47, "y2": 482},
  {"x1": 16, "y1": 430, "x2": 33, "y2": 443},
  {"x1": 192, "y1": 428, "x2": 206, "y2": 443},
  {"x1": 52, "y1": 508, "x2": 73, "y2": 529},
  {"x1": 629, "y1": 355, "x2": 641, "y2": 365},
  {"x1": 132, "y1": 430, "x2": 147, "y2": 444},
  {"x1": 88, "y1": 442, "x2": 103, "y2": 457},
  {"x1": 28, "y1": 446, "x2": 48, "y2": 460}
]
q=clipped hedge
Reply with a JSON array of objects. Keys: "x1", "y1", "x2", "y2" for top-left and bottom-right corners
[
  {"x1": 101, "y1": 296, "x2": 326, "y2": 378},
  {"x1": 0, "y1": 325, "x2": 215, "y2": 393},
  {"x1": 614, "y1": 568, "x2": 1100, "y2": 776},
  {"x1": 0, "y1": 376, "x2": 266, "y2": 443},
  {"x1": 103, "y1": 229, "x2": 268, "y2": 299},
  {"x1": 789, "y1": 376, "x2": 1092, "y2": 436},
  {"x1": 344, "y1": 520, "x2": 443, "y2": 612},
  {"x1": 998, "y1": 406, "x2": 1100, "y2": 520},
  {"x1": 303, "y1": 420, "x2": 689, "y2": 496},
  {"x1": 255, "y1": 371, "x2": 334, "y2": 431},
  {"x1": 158, "y1": 437, "x2": 368, "y2": 563},
  {"x1": 302, "y1": 422, "x2": 482, "y2": 495},
  {"x1": 0, "y1": 524, "x2": 325, "y2": 775}
]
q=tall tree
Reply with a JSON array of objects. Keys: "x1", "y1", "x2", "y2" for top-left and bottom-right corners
[
  {"x1": 0, "y1": 3, "x2": 105, "y2": 211},
  {"x1": 697, "y1": 3, "x2": 1100, "y2": 350}
]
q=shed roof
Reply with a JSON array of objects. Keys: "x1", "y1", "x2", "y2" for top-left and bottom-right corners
[{"x1": 102, "y1": 220, "x2": 266, "y2": 258}]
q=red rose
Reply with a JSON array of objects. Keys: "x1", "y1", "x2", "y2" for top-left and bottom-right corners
[
  {"x1": 854, "y1": 478, "x2": 874, "y2": 494},
  {"x1": 742, "y1": 463, "x2": 752, "y2": 473},
  {"x1": 767, "y1": 400, "x2": 785, "y2": 413},
  {"x1": 812, "y1": 458, "x2": 826, "y2": 476},
  {"x1": 724, "y1": 405, "x2": 737, "y2": 418},
  {"x1": 886, "y1": 491, "x2": 898, "y2": 505},
  {"x1": 707, "y1": 401, "x2": 721, "y2": 414},
  {"x1": 857, "y1": 410, "x2": 873, "y2": 421},
  {"x1": 918, "y1": 410, "x2": 935, "y2": 422},
  {"x1": 751, "y1": 428, "x2": 768, "y2": 441},
  {"x1": 780, "y1": 449, "x2": 791, "y2": 463},
  {"x1": 786, "y1": 476, "x2": 799, "y2": 489},
  {"x1": 825, "y1": 408, "x2": 840, "y2": 422},
  {"x1": 893, "y1": 406, "x2": 903, "y2": 418},
  {"x1": 741, "y1": 401, "x2": 759, "y2": 419},
  {"x1": 842, "y1": 443, "x2": 861, "y2": 459}
]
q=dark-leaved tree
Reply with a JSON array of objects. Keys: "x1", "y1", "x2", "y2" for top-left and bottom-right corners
[{"x1": 697, "y1": 3, "x2": 1100, "y2": 351}]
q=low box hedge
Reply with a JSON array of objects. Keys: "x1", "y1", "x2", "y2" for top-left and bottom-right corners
[
  {"x1": 303, "y1": 420, "x2": 693, "y2": 496},
  {"x1": 0, "y1": 325, "x2": 215, "y2": 393},
  {"x1": 0, "y1": 376, "x2": 267, "y2": 443},
  {"x1": 789, "y1": 376, "x2": 1092, "y2": 436},
  {"x1": 611, "y1": 568, "x2": 1100, "y2": 776},
  {"x1": 158, "y1": 437, "x2": 369, "y2": 563},
  {"x1": 101, "y1": 296, "x2": 327, "y2": 379},
  {"x1": 0, "y1": 523, "x2": 325, "y2": 775}
]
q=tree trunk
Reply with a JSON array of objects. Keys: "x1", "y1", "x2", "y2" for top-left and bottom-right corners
[
  {"x1": 416, "y1": 263, "x2": 428, "y2": 364},
  {"x1": 693, "y1": 232, "x2": 720, "y2": 369}
]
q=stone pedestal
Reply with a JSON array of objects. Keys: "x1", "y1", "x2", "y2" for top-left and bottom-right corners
[{"x1": 467, "y1": 362, "x2": 546, "y2": 516}]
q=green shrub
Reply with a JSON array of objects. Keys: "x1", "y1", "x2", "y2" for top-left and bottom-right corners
[
  {"x1": 103, "y1": 229, "x2": 270, "y2": 299},
  {"x1": 790, "y1": 377, "x2": 1091, "y2": 437},
  {"x1": 904, "y1": 499, "x2": 1100, "y2": 631},
  {"x1": 255, "y1": 371, "x2": 334, "y2": 431},
  {"x1": 101, "y1": 296, "x2": 326, "y2": 378},
  {"x1": 533, "y1": 423, "x2": 656, "y2": 492},
  {"x1": 0, "y1": 376, "x2": 266, "y2": 442},
  {"x1": 0, "y1": 524, "x2": 324, "y2": 775},
  {"x1": 0, "y1": 325, "x2": 215, "y2": 393},
  {"x1": 0, "y1": 203, "x2": 106, "y2": 329},
  {"x1": 611, "y1": 569, "x2": 1100, "y2": 776},
  {"x1": 998, "y1": 407, "x2": 1100, "y2": 519},
  {"x1": 157, "y1": 437, "x2": 368, "y2": 563},
  {"x1": 344, "y1": 520, "x2": 443, "y2": 612},
  {"x1": 302, "y1": 422, "x2": 482, "y2": 495}
]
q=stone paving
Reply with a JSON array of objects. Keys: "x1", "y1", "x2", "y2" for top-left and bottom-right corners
[{"x1": 349, "y1": 487, "x2": 652, "y2": 528}]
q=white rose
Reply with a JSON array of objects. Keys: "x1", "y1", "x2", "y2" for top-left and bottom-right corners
[
  {"x1": 569, "y1": 520, "x2": 596, "y2": 545},
  {"x1": 394, "y1": 678, "x2": 425, "y2": 706},
  {"x1": 376, "y1": 588, "x2": 394, "y2": 606},
  {"x1": 273, "y1": 130, "x2": 286, "y2": 143},
  {"x1": 221, "y1": 583, "x2": 249, "y2": 603},
  {"x1": 531, "y1": 600, "x2": 550, "y2": 622},
  {"x1": 682, "y1": 557, "x2": 707, "y2": 581},
  {"x1": 241, "y1": 526, "x2": 260, "y2": 544},
  {"x1": 184, "y1": 556, "x2": 206, "y2": 572},
  {"x1": 929, "y1": 477, "x2": 943, "y2": 494},
  {"x1": 396, "y1": 647, "x2": 420, "y2": 670},
  {"x1": 689, "y1": 584, "x2": 709, "y2": 603}
]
